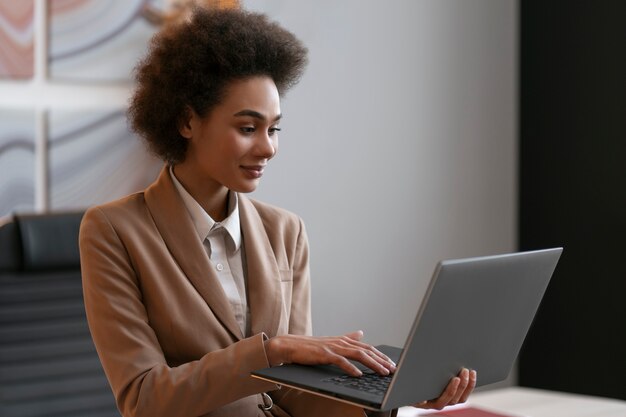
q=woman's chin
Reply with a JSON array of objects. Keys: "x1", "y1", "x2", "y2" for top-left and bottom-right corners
[{"x1": 231, "y1": 181, "x2": 260, "y2": 194}]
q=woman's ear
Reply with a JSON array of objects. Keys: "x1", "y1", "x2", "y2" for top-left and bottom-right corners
[{"x1": 178, "y1": 106, "x2": 195, "y2": 139}]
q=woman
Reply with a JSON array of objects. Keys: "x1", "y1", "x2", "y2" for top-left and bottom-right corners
[{"x1": 79, "y1": 8, "x2": 475, "y2": 417}]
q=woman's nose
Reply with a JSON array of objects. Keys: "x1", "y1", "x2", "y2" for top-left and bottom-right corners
[{"x1": 255, "y1": 132, "x2": 277, "y2": 159}]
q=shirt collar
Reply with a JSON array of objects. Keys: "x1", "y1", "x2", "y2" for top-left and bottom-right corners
[{"x1": 169, "y1": 166, "x2": 241, "y2": 250}]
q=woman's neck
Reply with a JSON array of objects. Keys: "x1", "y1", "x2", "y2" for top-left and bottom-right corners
[{"x1": 172, "y1": 164, "x2": 229, "y2": 222}]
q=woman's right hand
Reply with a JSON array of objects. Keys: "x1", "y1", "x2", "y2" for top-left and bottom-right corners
[{"x1": 264, "y1": 330, "x2": 397, "y2": 377}]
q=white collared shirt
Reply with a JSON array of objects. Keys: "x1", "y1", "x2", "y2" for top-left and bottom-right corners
[{"x1": 169, "y1": 166, "x2": 249, "y2": 336}]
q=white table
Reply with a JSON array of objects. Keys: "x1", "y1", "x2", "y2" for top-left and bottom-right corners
[{"x1": 398, "y1": 387, "x2": 626, "y2": 417}]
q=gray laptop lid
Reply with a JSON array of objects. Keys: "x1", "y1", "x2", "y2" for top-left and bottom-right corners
[{"x1": 382, "y1": 248, "x2": 562, "y2": 409}]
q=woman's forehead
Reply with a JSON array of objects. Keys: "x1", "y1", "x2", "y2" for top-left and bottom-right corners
[{"x1": 218, "y1": 76, "x2": 281, "y2": 117}]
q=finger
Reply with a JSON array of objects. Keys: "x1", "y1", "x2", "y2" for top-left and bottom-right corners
[
  {"x1": 334, "y1": 346, "x2": 391, "y2": 375},
  {"x1": 418, "y1": 376, "x2": 460, "y2": 410},
  {"x1": 327, "y1": 352, "x2": 363, "y2": 377},
  {"x1": 335, "y1": 336, "x2": 397, "y2": 372},
  {"x1": 345, "y1": 339, "x2": 397, "y2": 369},
  {"x1": 332, "y1": 340, "x2": 397, "y2": 375},
  {"x1": 458, "y1": 369, "x2": 477, "y2": 403},
  {"x1": 344, "y1": 330, "x2": 364, "y2": 341},
  {"x1": 432, "y1": 376, "x2": 460, "y2": 410},
  {"x1": 362, "y1": 348, "x2": 396, "y2": 372},
  {"x1": 449, "y1": 369, "x2": 470, "y2": 404},
  {"x1": 370, "y1": 347, "x2": 396, "y2": 371},
  {"x1": 360, "y1": 349, "x2": 393, "y2": 375}
]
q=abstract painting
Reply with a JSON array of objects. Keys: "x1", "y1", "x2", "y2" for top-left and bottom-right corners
[
  {"x1": 47, "y1": 0, "x2": 243, "y2": 81},
  {"x1": 0, "y1": 110, "x2": 35, "y2": 218},
  {"x1": 48, "y1": 0, "x2": 162, "y2": 81},
  {"x1": 48, "y1": 109, "x2": 162, "y2": 210},
  {"x1": 0, "y1": 0, "x2": 34, "y2": 79}
]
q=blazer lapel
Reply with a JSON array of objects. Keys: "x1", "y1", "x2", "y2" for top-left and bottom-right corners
[
  {"x1": 144, "y1": 167, "x2": 243, "y2": 340},
  {"x1": 238, "y1": 195, "x2": 282, "y2": 338}
]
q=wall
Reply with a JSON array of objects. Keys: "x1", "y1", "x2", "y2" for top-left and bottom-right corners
[
  {"x1": 247, "y1": 0, "x2": 518, "y2": 348},
  {"x1": 1, "y1": 0, "x2": 518, "y2": 382}
]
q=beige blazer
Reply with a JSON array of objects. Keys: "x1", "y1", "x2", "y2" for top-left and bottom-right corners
[{"x1": 79, "y1": 167, "x2": 367, "y2": 417}]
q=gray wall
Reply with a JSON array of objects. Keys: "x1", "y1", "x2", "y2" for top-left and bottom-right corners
[{"x1": 247, "y1": 0, "x2": 518, "y2": 347}]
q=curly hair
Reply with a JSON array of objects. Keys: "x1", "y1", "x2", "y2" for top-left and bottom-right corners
[{"x1": 128, "y1": 8, "x2": 308, "y2": 164}]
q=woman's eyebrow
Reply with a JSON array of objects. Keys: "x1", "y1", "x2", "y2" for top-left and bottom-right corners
[{"x1": 233, "y1": 109, "x2": 282, "y2": 122}]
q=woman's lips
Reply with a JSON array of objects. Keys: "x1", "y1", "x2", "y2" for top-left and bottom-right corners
[{"x1": 241, "y1": 165, "x2": 265, "y2": 179}]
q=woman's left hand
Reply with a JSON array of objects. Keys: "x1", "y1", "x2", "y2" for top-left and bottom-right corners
[{"x1": 413, "y1": 368, "x2": 477, "y2": 410}]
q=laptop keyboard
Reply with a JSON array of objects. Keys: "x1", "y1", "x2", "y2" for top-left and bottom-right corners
[{"x1": 323, "y1": 371, "x2": 392, "y2": 396}]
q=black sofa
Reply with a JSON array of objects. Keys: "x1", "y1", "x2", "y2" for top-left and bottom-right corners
[{"x1": 0, "y1": 212, "x2": 120, "y2": 417}]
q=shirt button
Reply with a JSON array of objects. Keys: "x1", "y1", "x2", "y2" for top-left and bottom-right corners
[{"x1": 216, "y1": 263, "x2": 224, "y2": 271}]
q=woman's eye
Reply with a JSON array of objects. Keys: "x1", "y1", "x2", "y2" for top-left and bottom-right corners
[
  {"x1": 240, "y1": 126, "x2": 255, "y2": 134},
  {"x1": 269, "y1": 127, "x2": 282, "y2": 136}
]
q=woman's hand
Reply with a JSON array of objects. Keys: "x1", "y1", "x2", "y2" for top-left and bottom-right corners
[
  {"x1": 264, "y1": 330, "x2": 396, "y2": 377},
  {"x1": 264, "y1": 332, "x2": 475, "y2": 410},
  {"x1": 414, "y1": 368, "x2": 477, "y2": 410}
]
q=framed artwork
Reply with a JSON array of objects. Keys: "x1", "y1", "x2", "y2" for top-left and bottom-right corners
[
  {"x1": 48, "y1": 109, "x2": 161, "y2": 209},
  {"x1": 0, "y1": 0, "x2": 34, "y2": 79},
  {"x1": 0, "y1": 110, "x2": 35, "y2": 218},
  {"x1": 48, "y1": 0, "x2": 163, "y2": 81},
  {"x1": 47, "y1": 0, "x2": 241, "y2": 82}
]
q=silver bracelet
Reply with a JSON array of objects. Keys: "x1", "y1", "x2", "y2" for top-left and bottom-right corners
[{"x1": 258, "y1": 392, "x2": 273, "y2": 411}]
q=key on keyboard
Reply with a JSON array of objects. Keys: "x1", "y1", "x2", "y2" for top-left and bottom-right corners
[{"x1": 323, "y1": 371, "x2": 392, "y2": 396}]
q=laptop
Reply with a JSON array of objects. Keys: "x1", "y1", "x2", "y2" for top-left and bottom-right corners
[{"x1": 251, "y1": 248, "x2": 562, "y2": 411}]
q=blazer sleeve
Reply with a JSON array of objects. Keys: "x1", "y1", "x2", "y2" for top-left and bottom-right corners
[{"x1": 79, "y1": 207, "x2": 276, "y2": 417}]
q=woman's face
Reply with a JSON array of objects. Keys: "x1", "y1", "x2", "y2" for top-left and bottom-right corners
[{"x1": 179, "y1": 76, "x2": 281, "y2": 194}]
